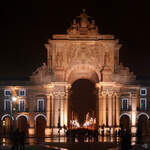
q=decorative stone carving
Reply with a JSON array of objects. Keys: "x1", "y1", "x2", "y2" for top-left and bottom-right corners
[
  {"x1": 56, "y1": 51, "x2": 63, "y2": 67},
  {"x1": 30, "y1": 62, "x2": 55, "y2": 84},
  {"x1": 78, "y1": 9, "x2": 89, "y2": 28},
  {"x1": 67, "y1": 9, "x2": 99, "y2": 35}
]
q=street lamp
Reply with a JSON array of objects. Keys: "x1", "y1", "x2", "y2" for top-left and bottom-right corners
[
  {"x1": 10, "y1": 96, "x2": 17, "y2": 130},
  {"x1": 12, "y1": 96, "x2": 17, "y2": 102}
]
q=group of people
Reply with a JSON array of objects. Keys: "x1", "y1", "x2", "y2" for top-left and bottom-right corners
[
  {"x1": 10, "y1": 128, "x2": 26, "y2": 150},
  {"x1": 66, "y1": 128, "x2": 99, "y2": 142}
]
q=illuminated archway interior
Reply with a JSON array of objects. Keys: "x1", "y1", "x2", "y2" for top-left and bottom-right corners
[{"x1": 69, "y1": 79, "x2": 97, "y2": 128}]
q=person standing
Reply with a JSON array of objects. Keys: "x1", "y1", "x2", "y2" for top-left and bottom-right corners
[{"x1": 19, "y1": 131, "x2": 26, "y2": 150}]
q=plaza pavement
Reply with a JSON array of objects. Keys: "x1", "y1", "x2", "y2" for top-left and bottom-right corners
[{"x1": 0, "y1": 141, "x2": 119, "y2": 150}]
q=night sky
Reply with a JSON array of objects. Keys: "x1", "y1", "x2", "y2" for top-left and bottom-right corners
[{"x1": 0, "y1": 0, "x2": 150, "y2": 80}]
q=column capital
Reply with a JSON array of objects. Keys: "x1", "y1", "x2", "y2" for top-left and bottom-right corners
[
  {"x1": 53, "y1": 92, "x2": 65, "y2": 96},
  {"x1": 102, "y1": 91, "x2": 107, "y2": 96},
  {"x1": 108, "y1": 92, "x2": 113, "y2": 98}
]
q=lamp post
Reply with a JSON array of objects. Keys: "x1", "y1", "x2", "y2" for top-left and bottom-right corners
[{"x1": 10, "y1": 96, "x2": 17, "y2": 130}]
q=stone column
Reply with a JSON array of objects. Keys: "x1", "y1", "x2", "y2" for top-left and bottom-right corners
[
  {"x1": 46, "y1": 95, "x2": 50, "y2": 127},
  {"x1": 64, "y1": 85, "x2": 70, "y2": 127},
  {"x1": 131, "y1": 92, "x2": 137, "y2": 135},
  {"x1": 116, "y1": 94, "x2": 120, "y2": 126},
  {"x1": 52, "y1": 94, "x2": 61, "y2": 135},
  {"x1": 112, "y1": 95, "x2": 116, "y2": 127},
  {"x1": 51, "y1": 95, "x2": 54, "y2": 128},
  {"x1": 54, "y1": 94, "x2": 59, "y2": 128},
  {"x1": 108, "y1": 94, "x2": 113, "y2": 127},
  {"x1": 102, "y1": 92, "x2": 106, "y2": 126},
  {"x1": 28, "y1": 117, "x2": 35, "y2": 137},
  {"x1": 60, "y1": 93, "x2": 65, "y2": 127},
  {"x1": 28, "y1": 96, "x2": 35, "y2": 137},
  {"x1": 98, "y1": 93, "x2": 103, "y2": 127},
  {"x1": 45, "y1": 95, "x2": 52, "y2": 136}
]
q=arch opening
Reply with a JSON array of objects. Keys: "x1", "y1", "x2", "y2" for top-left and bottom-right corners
[
  {"x1": 17, "y1": 116, "x2": 28, "y2": 136},
  {"x1": 137, "y1": 115, "x2": 149, "y2": 136},
  {"x1": 120, "y1": 115, "x2": 130, "y2": 130},
  {"x1": 68, "y1": 79, "x2": 98, "y2": 129},
  {"x1": 36, "y1": 116, "x2": 46, "y2": 138}
]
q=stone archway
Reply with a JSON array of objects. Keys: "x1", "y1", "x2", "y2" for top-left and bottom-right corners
[
  {"x1": 137, "y1": 114, "x2": 149, "y2": 135},
  {"x1": 66, "y1": 64, "x2": 100, "y2": 84},
  {"x1": 120, "y1": 115, "x2": 130, "y2": 130},
  {"x1": 66, "y1": 65, "x2": 99, "y2": 129},
  {"x1": 35, "y1": 115, "x2": 46, "y2": 137},
  {"x1": 68, "y1": 79, "x2": 98, "y2": 129},
  {"x1": 17, "y1": 116, "x2": 28, "y2": 135}
]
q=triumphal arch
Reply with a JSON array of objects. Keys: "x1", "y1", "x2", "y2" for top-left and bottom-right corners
[{"x1": 30, "y1": 10, "x2": 136, "y2": 135}]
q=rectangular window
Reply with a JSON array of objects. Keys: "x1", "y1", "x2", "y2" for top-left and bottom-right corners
[
  {"x1": 140, "y1": 98, "x2": 147, "y2": 110},
  {"x1": 140, "y1": 88, "x2": 147, "y2": 96},
  {"x1": 19, "y1": 89, "x2": 26, "y2": 96},
  {"x1": 4, "y1": 100, "x2": 11, "y2": 112},
  {"x1": 37, "y1": 99, "x2": 44, "y2": 112},
  {"x1": 4, "y1": 90, "x2": 11, "y2": 96},
  {"x1": 19, "y1": 100, "x2": 25, "y2": 112},
  {"x1": 122, "y1": 98, "x2": 128, "y2": 110}
]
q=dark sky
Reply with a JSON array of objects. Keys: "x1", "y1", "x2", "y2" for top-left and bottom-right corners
[{"x1": 0, "y1": 0, "x2": 150, "y2": 80}]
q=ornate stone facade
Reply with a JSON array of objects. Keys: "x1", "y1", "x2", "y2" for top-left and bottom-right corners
[{"x1": 0, "y1": 10, "x2": 150, "y2": 137}]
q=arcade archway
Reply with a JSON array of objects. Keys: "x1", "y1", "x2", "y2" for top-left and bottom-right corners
[
  {"x1": 68, "y1": 79, "x2": 97, "y2": 129},
  {"x1": 17, "y1": 116, "x2": 28, "y2": 135},
  {"x1": 120, "y1": 115, "x2": 130, "y2": 130},
  {"x1": 35, "y1": 116, "x2": 46, "y2": 137},
  {"x1": 137, "y1": 114, "x2": 149, "y2": 135}
]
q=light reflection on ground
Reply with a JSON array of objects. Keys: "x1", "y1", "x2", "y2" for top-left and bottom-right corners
[
  {"x1": 0, "y1": 135, "x2": 149, "y2": 148},
  {"x1": 1, "y1": 136, "x2": 119, "y2": 146}
]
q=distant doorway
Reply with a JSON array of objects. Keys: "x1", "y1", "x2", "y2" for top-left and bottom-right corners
[
  {"x1": 36, "y1": 116, "x2": 46, "y2": 137},
  {"x1": 138, "y1": 115, "x2": 148, "y2": 135},
  {"x1": 68, "y1": 79, "x2": 97, "y2": 128},
  {"x1": 120, "y1": 115, "x2": 130, "y2": 130},
  {"x1": 17, "y1": 116, "x2": 28, "y2": 135}
]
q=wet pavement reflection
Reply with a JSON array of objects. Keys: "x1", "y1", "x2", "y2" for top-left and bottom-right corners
[
  {"x1": 0, "y1": 136, "x2": 120, "y2": 146},
  {"x1": 1, "y1": 135, "x2": 150, "y2": 149}
]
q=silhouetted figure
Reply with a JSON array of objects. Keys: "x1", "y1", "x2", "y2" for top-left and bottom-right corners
[
  {"x1": 93, "y1": 129, "x2": 99, "y2": 142},
  {"x1": 19, "y1": 131, "x2": 26, "y2": 150},
  {"x1": 118, "y1": 129, "x2": 121, "y2": 137},
  {"x1": 66, "y1": 130, "x2": 71, "y2": 142},
  {"x1": 71, "y1": 130, "x2": 76, "y2": 142},
  {"x1": 10, "y1": 128, "x2": 20, "y2": 150},
  {"x1": 136, "y1": 127, "x2": 142, "y2": 144},
  {"x1": 88, "y1": 130, "x2": 92, "y2": 142},
  {"x1": 102, "y1": 129, "x2": 104, "y2": 137},
  {"x1": 121, "y1": 129, "x2": 131, "y2": 150}
]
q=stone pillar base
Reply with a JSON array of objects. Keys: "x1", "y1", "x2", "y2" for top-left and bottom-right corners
[
  {"x1": 28, "y1": 127, "x2": 35, "y2": 137},
  {"x1": 52, "y1": 128, "x2": 66, "y2": 136},
  {"x1": 131, "y1": 126, "x2": 137, "y2": 136},
  {"x1": 45, "y1": 128, "x2": 52, "y2": 137}
]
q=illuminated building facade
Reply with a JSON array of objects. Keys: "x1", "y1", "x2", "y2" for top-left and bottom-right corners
[{"x1": 0, "y1": 10, "x2": 150, "y2": 137}]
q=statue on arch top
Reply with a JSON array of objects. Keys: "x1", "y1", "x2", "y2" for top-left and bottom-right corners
[{"x1": 78, "y1": 9, "x2": 91, "y2": 28}]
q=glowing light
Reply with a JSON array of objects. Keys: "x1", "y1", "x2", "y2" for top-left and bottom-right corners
[
  {"x1": 45, "y1": 128, "x2": 52, "y2": 136},
  {"x1": 132, "y1": 112, "x2": 136, "y2": 126},
  {"x1": 2, "y1": 138, "x2": 5, "y2": 146},
  {"x1": 12, "y1": 96, "x2": 17, "y2": 102},
  {"x1": 70, "y1": 120, "x2": 80, "y2": 128},
  {"x1": 131, "y1": 127, "x2": 137, "y2": 135},
  {"x1": 28, "y1": 128, "x2": 35, "y2": 136},
  {"x1": 3, "y1": 121, "x2": 5, "y2": 126},
  {"x1": 83, "y1": 117, "x2": 96, "y2": 128}
]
